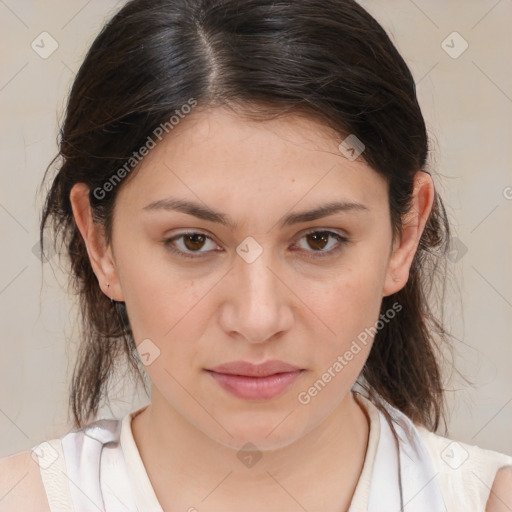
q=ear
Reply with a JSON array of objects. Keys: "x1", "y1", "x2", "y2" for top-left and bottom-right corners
[
  {"x1": 69, "y1": 183, "x2": 124, "y2": 302},
  {"x1": 382, "y1": 171, "x2": 435, "y2": 297}
]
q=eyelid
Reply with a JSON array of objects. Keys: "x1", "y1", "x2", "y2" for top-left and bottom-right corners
[{"x1": 298, "y1": 226, "x2": 349, "y2": 240}]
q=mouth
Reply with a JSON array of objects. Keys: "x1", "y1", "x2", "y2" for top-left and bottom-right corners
[{"x1": 205, "y1": 360, "x2": 305, "y2": 400}]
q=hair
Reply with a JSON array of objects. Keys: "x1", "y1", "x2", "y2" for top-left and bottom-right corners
[{"x1": 40, "y1": 0, "x2": 452, "y2": 430}]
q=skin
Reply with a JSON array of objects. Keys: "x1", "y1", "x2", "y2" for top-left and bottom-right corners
[
  {"x1": 485, "y1": 466, "x2": 512, "y2": 511},
  {"x1": 69, "y1": 106, "x2": 434, "y2": 511}
]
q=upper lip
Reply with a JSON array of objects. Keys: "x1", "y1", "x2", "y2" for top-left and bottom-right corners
[{"x1": 208, "y1": 360, "x2": 302, "y2": 377}]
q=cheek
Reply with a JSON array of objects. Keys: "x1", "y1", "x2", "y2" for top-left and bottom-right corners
[
  {"x1": 317, "y1": 261, "x2": 385, "y2": 322},
  {"x1": 124, "y1": 274, "x2": 205, "y2": 348},
  {"x1": 114, "y1": 232, "x2": 201, "y2": 334},
  {"x1": 302, "y1": 259, "x2": 387, "y2": 361},
  {"x1": 120, "y1": 269, "x2": 213, "y2": 384}
]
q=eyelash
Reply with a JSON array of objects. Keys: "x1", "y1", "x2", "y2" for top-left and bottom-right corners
[{"x1": 163, "y1": 229, "x2": 349, "y2": 260}]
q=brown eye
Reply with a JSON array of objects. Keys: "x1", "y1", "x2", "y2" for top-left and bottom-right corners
[
  {"x1": 182, "y1": 233, "x2": 207, "y2": 251},
  {"x1": 305, "y1": 232, "x2": 330, "y2": 251},
  {"x1": 163, "y1": 231, "x2": 219, "y2": 259},
  {"x1": 164, "y1": 229, "x2": 349, "y2": 261},
  {"x1": 294, "y1": 230, "x2": 349, "y2": 259}
]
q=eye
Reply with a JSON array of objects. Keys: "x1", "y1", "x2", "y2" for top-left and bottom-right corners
[
  {"x1": 292, "y1": 230, "x2": 349, "y2": 259},
  {"x1": 163, "y1": 231, "x2": 220, "y2": 259},
  {"x1": 163, "y1": 229, "x2": 349, "y2": 260}
]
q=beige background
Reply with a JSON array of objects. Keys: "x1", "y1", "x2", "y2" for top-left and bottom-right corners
[{"x1": 1, "y1": 0, "x2": 511, "y2": 458}]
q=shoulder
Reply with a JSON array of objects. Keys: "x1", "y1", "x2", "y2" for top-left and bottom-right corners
[
  {"x1": 0, "y1": 418, "x2": 121, "y2": 512},
  {"x1": 0, "y1": 449, "x2": 51, "y2": 512},
  {"x1": 486, "y1": 465, "x2": 512, "y2": 511},
  {"x1": 416, "y1": 426, "x2": 512, "y2": 509},
  {"x1": 418, "y1": 426, "x2": 512, "y2": 470}
]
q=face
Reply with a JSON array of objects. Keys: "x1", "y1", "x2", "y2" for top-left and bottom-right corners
[{"x1": 74, "y1": 106, "x2": 423, "y2": 451}]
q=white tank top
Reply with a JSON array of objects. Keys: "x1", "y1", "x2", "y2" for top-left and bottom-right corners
[{"x1": 32, "y1": 393, "x2": 512, "y2": 511}]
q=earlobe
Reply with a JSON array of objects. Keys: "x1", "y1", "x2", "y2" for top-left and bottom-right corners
[
  {"x1": 382, "y1": 171, "x2": 435, "y2": 297},
  {"x1": 69, "y1": 183, "x2": 124, "y2": 302}
]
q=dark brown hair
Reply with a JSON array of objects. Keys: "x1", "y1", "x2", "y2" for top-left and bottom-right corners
[{"x1": 40, "y1": 0, "x2": 452, "y2": 430}]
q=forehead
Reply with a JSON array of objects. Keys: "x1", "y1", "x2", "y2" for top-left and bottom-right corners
[{"x1": 115, "y1": 106, "x2": 387, "y2": 217}]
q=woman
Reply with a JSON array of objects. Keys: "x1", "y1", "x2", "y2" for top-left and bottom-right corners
[{"x1": 1, "y1": 0, "x2": 510, "y2": 510}]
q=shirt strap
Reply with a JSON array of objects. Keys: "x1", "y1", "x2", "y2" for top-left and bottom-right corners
[
  {"x1": 368, "y1": 402, "x2": 447, "y2": 511},
  {"x1": 32, "y1": 438, "x2": 75, "y2": 512}
]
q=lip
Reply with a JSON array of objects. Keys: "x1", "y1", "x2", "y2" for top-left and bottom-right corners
[
  {"x1": 206, "y1": 360, "x2": 305, "y2": 400},
  {"x1": 209, "y1": 360, "x2": 301, "y2": 377}
]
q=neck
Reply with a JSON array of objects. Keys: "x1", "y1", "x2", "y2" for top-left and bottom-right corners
[{"x1": 131, "y1": 389, "x2": 370, "y2": 511}]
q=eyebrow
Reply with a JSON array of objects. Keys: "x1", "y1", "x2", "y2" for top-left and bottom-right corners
[{"x1": 143, "y1": 197, "x2": 369, "y2": 228}]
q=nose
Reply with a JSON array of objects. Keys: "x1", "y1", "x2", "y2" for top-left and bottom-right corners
[{"x1": 218, "y1": 248, "x2": 293, "y2": 344}]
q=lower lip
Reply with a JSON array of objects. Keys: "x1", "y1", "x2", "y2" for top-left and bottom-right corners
[{"x1": 207, "y1": 370, "x2": 303, "y2": 400}]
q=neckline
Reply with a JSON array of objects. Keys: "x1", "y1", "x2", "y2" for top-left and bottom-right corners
[
  {"x1": 348, "y1": 392, "x2": 381, "y2": 509},
  {"x1": 120, "y1": 393, "x2": 381, "y2": 511},
  {"x1": 119, "y1": 403, "x2": 163, "y2": 511}
]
